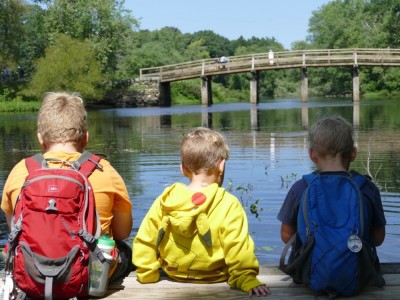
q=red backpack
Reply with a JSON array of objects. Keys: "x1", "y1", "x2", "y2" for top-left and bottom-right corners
[{"x1": 4, "y1": 151, "x2": 104, "y2": 299}]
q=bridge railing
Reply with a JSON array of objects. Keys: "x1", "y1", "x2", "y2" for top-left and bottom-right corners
[{"x1": 140, "y1": 48, "x2": 400, "y2": 82}]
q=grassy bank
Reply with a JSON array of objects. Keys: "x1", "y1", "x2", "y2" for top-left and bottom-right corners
[{"x1": 0, "y1": 100, "x2": 42, "y2": 112}]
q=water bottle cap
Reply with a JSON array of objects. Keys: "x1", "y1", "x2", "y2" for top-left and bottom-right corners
[{"x1": 97, "y1": 234, "x2": 115, "y2": 248}]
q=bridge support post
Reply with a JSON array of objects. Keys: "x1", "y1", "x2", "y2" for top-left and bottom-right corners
[
  {"x1": 353, "y1": 66, "x2": 360, "y2": 102},
  {"x1": 301, "y1": 67, "x2": 308, "y2": 102},
  {"x1": 250, "y1": 71, "x2": 259, "y2": 104},
  {"x1": 201, "y1": 76, "x2": 213, "y2": 106},
  {"x1": 159, "y1": 82, "x2": 171, "y2": 107}
]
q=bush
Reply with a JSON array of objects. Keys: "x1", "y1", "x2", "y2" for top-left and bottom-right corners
[{"x1": 26, "y1": 34, "x2": 105, "y2": 102}]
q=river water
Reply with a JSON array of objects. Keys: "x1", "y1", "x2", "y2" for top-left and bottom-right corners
[{"x1": 0, "y1": 98, "x2": 399, "y2": 264}]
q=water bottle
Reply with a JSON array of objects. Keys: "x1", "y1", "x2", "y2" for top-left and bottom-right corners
[{"x1": 89, "y1": 234, "x2": 115, "y2": 297}]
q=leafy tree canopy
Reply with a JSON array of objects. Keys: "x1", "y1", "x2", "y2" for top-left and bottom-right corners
[
  {"x1": 2, "y1": 0, "x2": 400, "y2": 102},
  {"x1": 0, "y1": 0, "x2": 25, "y2": 67},
  {"x1": 27, "y1": 34, "x2": 104, "y2": 101}
]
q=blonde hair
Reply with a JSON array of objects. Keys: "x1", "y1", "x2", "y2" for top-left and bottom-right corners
[
  {"x1": 309, "y1": 116, "x2": 354, "y2": 160},
  {"x1": 37, "y1": 92, "x2": 87, "y2": 145},
  {"x1": 180, "y1": 127, "x2": 229, "y2": 175}
]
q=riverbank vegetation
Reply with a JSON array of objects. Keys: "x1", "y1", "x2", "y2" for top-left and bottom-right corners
[{"x1": 1, "y1": 0, "x2": 400, "y2": 111}]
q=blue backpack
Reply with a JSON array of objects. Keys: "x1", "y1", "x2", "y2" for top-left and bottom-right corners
[{"x1": 279, "y1": 171, "x2": 385, "y2": 297}]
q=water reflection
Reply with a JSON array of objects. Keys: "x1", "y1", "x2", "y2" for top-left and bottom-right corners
[
  {"x1": 236, "y1": 101, "x2": 360, "y2": 131},
  {"x1": 302, "y1": 102, "x2": 309, "y2": 129},
  {"x1": 353, "y1": 103, "x2": 360, "y2": 129},
  {"x1": 0, "y1": 98, "x2": 399, "y2": 264},
  {"x1": 250, "y1": 104, "x2": 259, "y2": 130}
]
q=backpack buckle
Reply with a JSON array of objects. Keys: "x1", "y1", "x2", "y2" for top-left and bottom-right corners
[{"x1": 45, "y1": 199, "x2": 58, "y2": 212}]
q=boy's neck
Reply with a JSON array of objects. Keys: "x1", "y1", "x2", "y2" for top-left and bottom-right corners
[
  {"x1": 310, "y1": 148, "x2": 354, "y2": 173},
  {"x1": 44, "y1": 143, "x2": 83, "y2": 153},
  {"x1": 316, "y1": 158, "x2": 349, "y2": 172},
  {"x1": 185, "y1": 173, "x2": 221, "y2": 190}
]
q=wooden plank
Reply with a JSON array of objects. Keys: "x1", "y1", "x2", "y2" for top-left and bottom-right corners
[
  {"x1": 2, "y1": 264, "x2": 400, "y2": 299},
  {"x1": 104, "y1": 273, "x2": 400, "y2": 300}
]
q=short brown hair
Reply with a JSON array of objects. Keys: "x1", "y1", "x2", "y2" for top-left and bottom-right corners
[
  {"x1": 309, "y1": 116, "x2": 354, "y2": 160},
  {"x1": 37, "y1": 92, "x2": 87, "y2": 145},
  {"x1": 180, "y1": 127, "x2": 229, "y2": 175}
]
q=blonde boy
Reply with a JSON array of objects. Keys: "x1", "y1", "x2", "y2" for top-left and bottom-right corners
[
  {"x1": 133, "y1": 127, "x2": 271, "y2": 296},
  {"x1": 1, "y1": 92, "x2": 133, "y2": 281}
]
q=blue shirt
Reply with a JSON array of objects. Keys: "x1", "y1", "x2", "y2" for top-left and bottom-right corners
[{"x1": 277, "y1": 171, "x2": 386, "y2": 233}]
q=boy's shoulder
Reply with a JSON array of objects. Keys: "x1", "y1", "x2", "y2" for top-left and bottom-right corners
[
  {"x1": 302, "y1": 170, "x2": 378, "y2": 193},
  {"x1": 302, "y1": 170, "x2": 369, "y2": 180}
]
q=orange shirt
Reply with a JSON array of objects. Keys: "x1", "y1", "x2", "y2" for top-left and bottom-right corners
[{"x1": 1, "y1": 151, "x2": 132, "y2": 237}]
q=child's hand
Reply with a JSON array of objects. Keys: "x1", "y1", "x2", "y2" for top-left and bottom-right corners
[{"x1": 248, "y1": 285, "x2": 271, "y2": 297}]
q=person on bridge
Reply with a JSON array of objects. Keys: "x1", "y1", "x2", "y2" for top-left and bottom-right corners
[
  {"x1": 132, "y1": 127, "x2": 271, "y2": 297},
  {"x1": 268, "y1": 50, "x2": 274, "y2": 65},
  {"x1": 220, "y1": 56, "x2": 228, "y2": 63}
]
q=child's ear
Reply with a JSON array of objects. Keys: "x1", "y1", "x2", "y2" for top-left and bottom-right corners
[
  {"x1": 308, "y1": 148, "x2": 318, "y2": 163},
  {"x1": 83, "y1": 131, "x2": 89, "y2": 148},
  {"x1": 218, "y1": 159, "x2": 226, "y2": 175},
  {"x1": 350, "y1": 146, "x2": 357, "y2": 162},
  {"x1": 37, "y1": 132, "x2": 46, "y2": 150},
  {"x1": 180, "y1": 163, "x2": 189, "y2": 177}
]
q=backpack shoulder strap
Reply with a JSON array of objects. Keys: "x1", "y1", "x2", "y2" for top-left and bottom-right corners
[
  {"x1": 75, "y1": 151, "x2": 104, "y2": 243},
  {"x1": 349, "y1": 170, "x2": 367, "y2": 188},
  {"x1": 300, "y1": 172, "x2": 320, "y2": 235},
  {"x1": 302, "y1": 171, "x2": 319, "y2": 185},
  {"x1": 74, "y1": 151, "x2": 104, "y2": 177},
  {"x1": 25, "y1": 153, "x2": 46, "y2": 173},
  {"x1": 25, "y1": 152, "x2": 104, "y2": 177},
  {"x1": 349, "y1": 170, "x2": 368, "y2": 237},
  {"x1": 303, "y1": 170, "x2": 367, "y2": 188}
]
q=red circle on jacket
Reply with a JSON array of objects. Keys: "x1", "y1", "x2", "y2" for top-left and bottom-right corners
[{"x1": 192, "y1": 192, "x2": 206, "y2": 206}]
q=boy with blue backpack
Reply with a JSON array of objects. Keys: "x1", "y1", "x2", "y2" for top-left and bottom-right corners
[{"x1": 277, "y1": 116, "x2": 386, "y2": 297}]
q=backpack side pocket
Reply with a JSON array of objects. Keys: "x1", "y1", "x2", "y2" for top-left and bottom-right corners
[
  {"x1": 358, "y1": 240, "x2": 385, "y2": 290},
  {"x1": 14, "y1": 242, "x2": 87, "y2": 298},
  {"x1": 279, "y1": 232, "x2": 314, "y2": 284}
]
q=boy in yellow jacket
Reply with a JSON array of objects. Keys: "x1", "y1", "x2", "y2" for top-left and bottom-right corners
[{"x1": 132, "y1": 127, "x2": 271, "y2": 296}]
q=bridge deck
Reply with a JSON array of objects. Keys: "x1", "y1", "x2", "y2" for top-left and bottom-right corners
[
  {"x1": 105, "y1": 263, "x2": 400, "y2": 299},
  {"x1": 140, "y1": 48, "x2": 400, "y2": 83}
]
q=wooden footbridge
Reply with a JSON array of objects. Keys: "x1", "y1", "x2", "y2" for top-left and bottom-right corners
[{"x1": 139, "y1": 48, "x2": 400, "y2": 106}]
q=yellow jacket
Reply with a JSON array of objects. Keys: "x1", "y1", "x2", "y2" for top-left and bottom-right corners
[{"x1": 132, "y1": 182, "x2": 263, "y2": 292}]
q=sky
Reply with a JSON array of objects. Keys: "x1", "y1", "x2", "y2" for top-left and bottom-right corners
[{"x1": 125, "y1": 0, "x2": 332, "y2": 50}]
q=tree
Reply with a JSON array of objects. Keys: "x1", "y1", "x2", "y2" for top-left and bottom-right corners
[
  {"x1": 364, "y1": 0, "x2": 400, "y2": 48},
  {"x1": 41, "y1": 0, "x2": 138, "y2": 75},
  {"x1": 122, "y1": 27, "x2": 189, "y2": 76},
  {"x1": 190, "y1": 30, "x2": 233, "y2": 58},
  {"x1": 308, "y1": 0, "x2": 369, "y2": 49},
  {"x1": 0, "y1": 0, "x2": 25, "y2": 75},
  {"x1": 183, "y1": 39, "x2": 210, "y2": 61},
  {"x1": 305, "y1": 0, "x2": 400, "y2": 96},
  {"x1": 18, "y1": 4, "x2": 49, "y2": 79},
  {"x1": 27, "y1": 34, "x2": 104, "y2": 101}
]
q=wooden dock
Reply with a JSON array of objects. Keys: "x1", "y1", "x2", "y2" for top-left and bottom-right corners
[
  {"x1": 1, "y1": 264, "x2": 399, "y2": 299},
  {"x1": 104, "y1": 264, "x2": 400, "y2": 300}
]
